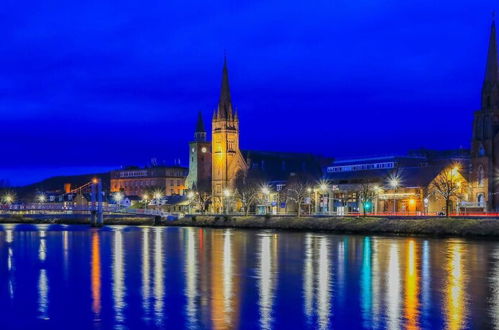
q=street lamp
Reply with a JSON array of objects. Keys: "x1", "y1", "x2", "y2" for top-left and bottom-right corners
[
  {"x1": 223, "y1": 189, "x2": 231, "y2": 214},
  {"x1": 142, "y1": 194, "x2": 149, "y2": 211},
  {"x1": 4, "y1": 194, "x2": 13, "y2": 204},
  {"x1": 114, "y1": 192, "x2": 124, "y2": 209},
  {"x1": 317, "y1": 181, "x2": 330, "y2": 214},
  {"x1": 262, "y1": 186, "x2": 271, "y2": 214},
  {"x1": 389, "y1": 177, "x2": 400, "y2": 214},
  {"x1": 187, "y1": 191, "x2": 195, "y2": 214},
  {"x1": 37, "y1": 194, "x2": 46, "y2": 203}
]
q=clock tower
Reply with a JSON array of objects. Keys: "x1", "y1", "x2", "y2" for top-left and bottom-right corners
[{"x1": 186, "y1": 112, "x2": 212, "y2": 193}]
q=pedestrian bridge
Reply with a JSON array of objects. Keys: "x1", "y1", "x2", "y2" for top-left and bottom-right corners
[{"x1": 0, "y1": 204, "x2": 180, "y2": 224}]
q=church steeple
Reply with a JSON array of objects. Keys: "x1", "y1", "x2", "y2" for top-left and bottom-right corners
[
  {"x1": 485, "y1": 14, "x2": 498, "y2": 83},
  {"x1": 216, "y1": 56, "x2": 234, "y2": 119},
  {"x1": 194, "y1": 111, "x2": 207, "y2": 142},
  {"x1": 483, "y1": 13, "x2": 499, "y2": 110}
]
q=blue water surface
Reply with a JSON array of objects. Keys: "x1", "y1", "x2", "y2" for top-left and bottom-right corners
[{"x1": 0, "y1": 224, "x2": 496, "y2": 329}]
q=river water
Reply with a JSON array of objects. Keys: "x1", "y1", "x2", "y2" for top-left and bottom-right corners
[{"x1": 0, "y1": 224, "x2": 497, "y2": 329}]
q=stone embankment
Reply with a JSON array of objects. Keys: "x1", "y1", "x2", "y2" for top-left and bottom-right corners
[
  {"x1": 167, "y1": 215, "x2": 499, "y2": 238},
  {"x1": 3, "y1": 214, "x2": 499, "y2": 238}
]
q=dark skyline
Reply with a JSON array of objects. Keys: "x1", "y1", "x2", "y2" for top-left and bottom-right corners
[{"x1": 1, "y1": 1, "x2": 497, "y2": 185}]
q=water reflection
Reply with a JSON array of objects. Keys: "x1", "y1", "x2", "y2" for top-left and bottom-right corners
[
  {"x1": 445, "y1": 241, "x2": 467, "y2": 330},
  {"x1": 2, "y1": 225, "x2": 499, "y2": 329},
  {"x1": 38, "y1": 229, "x2": 49, "y2": 320},
  {"x1": 113, "y1": 228, "x2": 125, "y2": 326},
  {"x1": 142, "y1": 227, "x2": 151, "y2": 320},
  {"x1": 153, "y1": 227, "x2": 165, "y2": 326},
  {"x1": 404, "y1": 240, "x2": 419, "y2": 330},
  {"x1": 302, "y1": 235, "x2": 332, "y2": 329},
  {"x1": 91, "y1": 231, "x2": 101, "y2": 317},
  {"x1": 361, "y1": 237, "x2": 372, "y2": 327},
  {"x1": 491, "y1": 246, "x2": 499, "y2": 329},
  {"x1": 184, "y1": 227, "x2": 198, "y2": 329},
  {"x1": 211, "y1": 229, "x2": 239, "y2": 329},
  {"x1": 258, "y1": 233, "x2": 278, "y2": 330},
  {"x1": 386, "y1": 243, "x2": 401, "y2": 330}
]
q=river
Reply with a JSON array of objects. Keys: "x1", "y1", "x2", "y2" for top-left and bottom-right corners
[{"x1": 0, "y1": 224, "x2": 497, "y2": 329}]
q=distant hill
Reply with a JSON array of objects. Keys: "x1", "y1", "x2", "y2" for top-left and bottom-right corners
[{"x1": 13, "y1": 172, "x2": 110, "y2": 201}]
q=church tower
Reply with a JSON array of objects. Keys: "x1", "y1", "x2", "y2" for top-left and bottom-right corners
[
  {"x1": 211, "y1": 58, "x2": 247, "y2": 212},
  {"x1": 186, "y1": 112, "x2": 212, "y2": 192},
  {"x1": 471, "y1": 16, "x2": 499, "y2": 211}
]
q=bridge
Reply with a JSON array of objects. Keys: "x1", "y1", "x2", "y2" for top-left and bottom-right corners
[{"x1": 1, "y1": 179, "x2": 179, "y2": 226}]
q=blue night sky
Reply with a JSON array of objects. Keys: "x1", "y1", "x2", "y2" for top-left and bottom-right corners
[{"x1": 0, "y1": 0, "x2": 497, "y2": 185}]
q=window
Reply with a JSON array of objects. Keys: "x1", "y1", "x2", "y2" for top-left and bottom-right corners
[
  {"x1": 479, "y1": 144, "x2": 486, "y2": 157},
  {"x1": 478, "y1": 193, "x2": 485, "y2": 207},
  {"x1": 478, "y1": 165, "x2": 485, "y2": 187}
]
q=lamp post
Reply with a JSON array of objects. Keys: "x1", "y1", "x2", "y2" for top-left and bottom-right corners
[
  {"x1": 223, "y1": 189, "x2": 231, "y2": 214},
  {"x1": 154, "y1": 191, "x2": 162, "y2": 211},
  {"x1": 187, "y1": 191, "x2": 195, "y2": 214},
  {"x1": 262, "y1": 186, "x2": 270, "y2": 215},
  {"x1": 142, "y1": 194, "x2": 149, "y2": 212},
  {"x1": 114, "y1": 192, "x2": 124, "y2": 210},
  {"x1": 307, "y1": 188, "x2": 312, "y2": 215},
  {"x1": 389, "y1": 178, "x2": 400, "y2": 215}
]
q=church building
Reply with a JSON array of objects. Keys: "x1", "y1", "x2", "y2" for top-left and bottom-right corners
[
  {"x1": 187, "y1": 58, "x2": 247, "y2": 212},
  {"x1": 471, "y1": 17, "x2": 499, "y2": 211}
]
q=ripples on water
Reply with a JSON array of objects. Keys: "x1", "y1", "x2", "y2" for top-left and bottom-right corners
[{"x1": 0, "y1": 224, "x2": 497, "y2": 329}]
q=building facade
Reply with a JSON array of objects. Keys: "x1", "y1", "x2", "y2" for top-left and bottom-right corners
[
  {"x1": 471, "y1": 17, "x2": 499, "y2": 211},
  {"x1": 211, "y1": 58, "x2": 247, "y2": 211},
  {"x1": 324, "y1": 150, "x2": 470, "y2": 215},
  {"x1": 110, "y1": 166, "x2": 188, "y2": 197}
]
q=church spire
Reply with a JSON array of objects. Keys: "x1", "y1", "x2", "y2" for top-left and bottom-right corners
[
  {"x1": 216, "y1": 56, "x2": 234, "y2": 119},
  {"x1": 484, "y1": 13, "x2": 498, "y2": 84},
  {"x1": 194, "y1": 111, "x2": 206, "y2": 142}
]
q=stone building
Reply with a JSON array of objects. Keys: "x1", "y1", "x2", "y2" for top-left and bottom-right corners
[
  {"x1": 186, "y1": 112, "x2": 212, "y2": 193},
  {"x1": 210, "y1": 58, "x2": 248, "y2": 212},
  {"x1": 110, "y1": 166, "x2": 188, "y2": 197},
  {"x1": 470, "y1": 17, "x2": 499, "y2": 211}
]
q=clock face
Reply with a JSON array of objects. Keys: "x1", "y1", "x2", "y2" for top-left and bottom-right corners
[
  {"x1": 201, "y1": 147, "x2": 207, "y2": 153},
  {"x1": 192, "y1": 148, "x2": 195, "y2": 153}
]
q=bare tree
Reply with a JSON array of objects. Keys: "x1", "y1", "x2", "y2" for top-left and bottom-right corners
[
  {"x1": 429, "y1": 164, "x2": 464, "y2": 216},
  {"x1": 358, "y1": 180, "x2": 378, "y2": 216},
  {"x1": 285, "y1": 181, "x2": 310, "y2": 217},
  {"x1": 235, "y1": 169, "x2": 265, "y2": 215},
  {"x1": 191, "y1": 178, "x2": 212, "y2": 213}
]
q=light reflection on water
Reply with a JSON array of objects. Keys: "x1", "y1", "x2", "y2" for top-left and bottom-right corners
[{"x1": 1, "y1": 225, "x2": 499, "y2": 329}]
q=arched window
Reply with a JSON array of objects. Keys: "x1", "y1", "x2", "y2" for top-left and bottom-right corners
[
  {"x1": 478, "y1": 194, "x2": 485, "y2": 207},
  {"x1": 479, "y1": 144, "x2": 486, "y2": 157},
  {"x1": 478, "y1": 165, "x2": 485, "y2": 187}
]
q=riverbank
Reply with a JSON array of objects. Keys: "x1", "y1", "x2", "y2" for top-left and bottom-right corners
[
  {"x1": 167, "y1": 215, "x2": 499, "y2": 238},
  {"x1": 3, "y1": 214, "x2": 499, "y2": 238},
  {"x1": 0, "y1": 214, "x2": 154, "y2": 226}
]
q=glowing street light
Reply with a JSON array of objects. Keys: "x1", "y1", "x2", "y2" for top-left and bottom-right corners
[
  {"x1": 3, "y1": 194, "x2": 13, "y2": 204},
  {"x1": 389, "y1": 177, "x2": 400, "y2": 189},
  {"x1": 37, "y1": 194, "x2": 46, "y2": 203},
  {"x1": 388, "y1": 175, "x2": 401, "y2": 214},
  {"x1": 187, "y1": 191, "x2": 195, "y2": 199},
  {"x1": 223, "y1": 189, "x2": 231, "y2": 197},
  {"x1": 142, "y1": 194, "x2": 149, "y2": 210},
  {"x1": 114, "y1": 192, "x2": 124, "y2": 204},
  {"x1": 153, "y1": 191, "x2": 162, "y2": 200}
]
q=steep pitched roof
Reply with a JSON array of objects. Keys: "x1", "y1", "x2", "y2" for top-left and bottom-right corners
[
  {"x1": 485, "y1": 15, "x2": 499, "y2": 84},
  {"x1": 215, "y1": 56, "x2": 234, "y2": 119}
]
